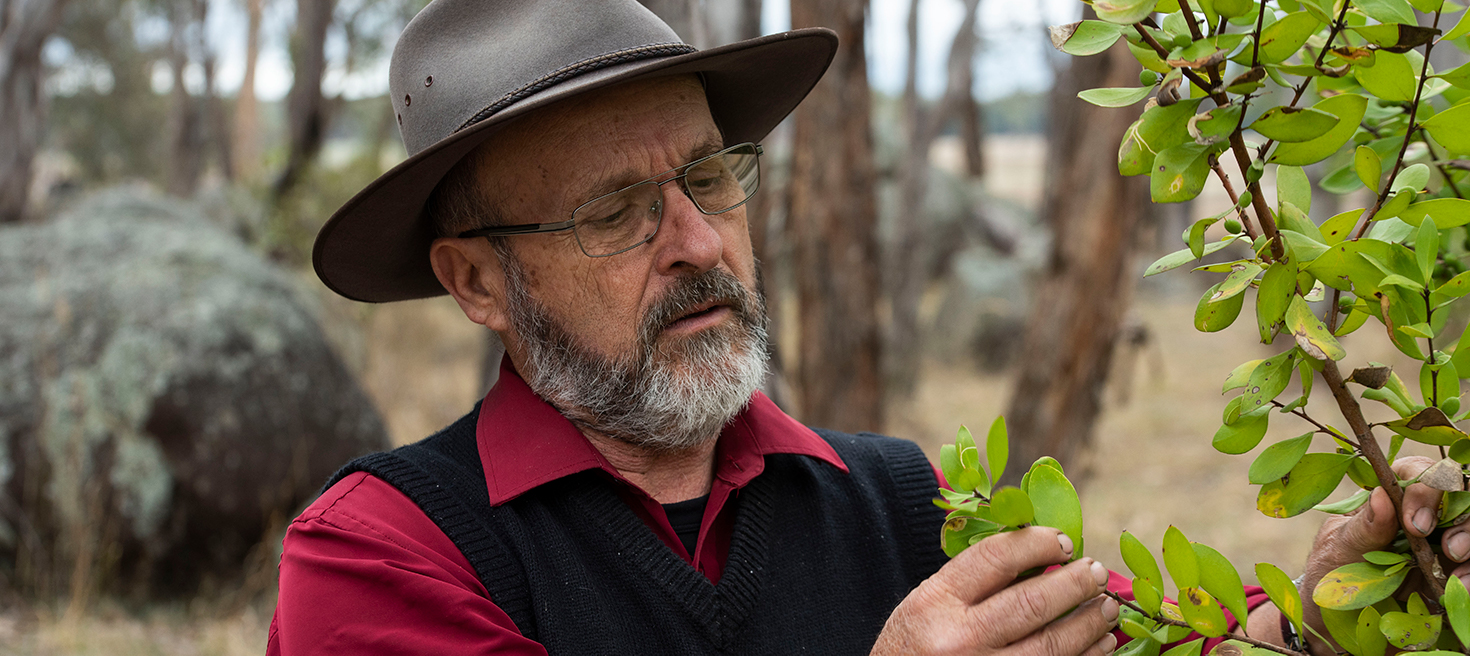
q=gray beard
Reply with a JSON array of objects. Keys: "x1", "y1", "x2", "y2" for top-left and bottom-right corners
[{"x1": 499, "y1": 251, "x2": 770, "y2": 452}]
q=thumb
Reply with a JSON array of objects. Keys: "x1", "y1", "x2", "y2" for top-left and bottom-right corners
[{"x1": 1312, "y1": 487, "x2": 1397, "y2": 570}]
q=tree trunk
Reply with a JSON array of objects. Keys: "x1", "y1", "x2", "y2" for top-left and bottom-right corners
[
  {"x1": 273, "y1": 0, "x2": 334, "y2": 200},
  {"x1": 787, "y1": 0, "x2": 883, "y2": 432},
  {"x1": 165, "y1": 0, "x2": 206, "y2": 197},
  {"x1": 1001, "y1": 35, "x2": 1150, "y2": 484},
  {"x1": 885, "y1": 0, "x2": 981, "y2": 399},
  {"x1": 0, "y1": 0, "x2": 69, "y2": 223},
  {"x1": 233, "y1": 0, "x2": 262, "y2": 180}
]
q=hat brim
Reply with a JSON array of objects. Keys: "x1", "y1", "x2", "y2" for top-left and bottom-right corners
[{"x1": 312, "y1": 27, "x2": 838, "y2": 303}]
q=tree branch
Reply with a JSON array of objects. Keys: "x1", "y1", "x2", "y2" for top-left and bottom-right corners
[{"x1": 1211, "y1": 154, "x2": 1262, "y2": 240}]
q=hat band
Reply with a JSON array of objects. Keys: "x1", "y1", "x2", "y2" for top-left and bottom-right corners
[{"x1": 456, "y1": 42, "x2": 700, "y2": 133}]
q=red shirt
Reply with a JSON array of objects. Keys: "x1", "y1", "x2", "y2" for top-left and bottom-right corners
[{"x1": 267, "y1": 361, "x2": 1268, "y2": 654}]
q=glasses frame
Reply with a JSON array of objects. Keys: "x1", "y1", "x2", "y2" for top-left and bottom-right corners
[{"x1": 457, "y1": 142, "x2": 762, "y2": 257}]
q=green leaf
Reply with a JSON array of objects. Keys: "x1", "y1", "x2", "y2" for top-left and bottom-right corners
[
  {"x1": 1027, "y1": 462, "x2": 1083, "y2": 560},
  {"x1": 940, "y1": 444, "x2": 964, "y2": 492},
  {"x1": 1440, "y1": 61, "x2": 1470, "y2": 91},
  {"x1": 1259, "y1": 12, "x2": 1324, "y2": 64},
  {"x1": 1257, "y1": 453, "x2": 1355, "y2": 518},
  {"x1": 1049, "y1": 21, "x2": 1127, "y2": 56},
  {"x1": 1444, "y1": 572, "x2": 1470, "y2": 648},
  {"x1": 1279, "y1": 203, "x2": 1325, "y2": 244},
  {"x1": 1180, "y1": 587, "x2": 1229, "y2": 637},
  {"x1": 1146, "y1": 239, "x2": 1242, "y2": 276},
  {"x1": 989, "y1": 486, "x2": 1035, "y2": 527},
  {"x1": 1161, "y1": 638, "x2": 1203, "y2": 656},
  {"x1": 1196, "y1": 281, "x2": 1247, "y2": 332},
  {"x1": 1355, "y1": 0, "x2": 1418, "y2": 26},
  {"x1": 1444, "y1": 9, "x2": 1470, "y2": 40},
  {"x1": 1224, "y1": 359, "x2": 1265, "y2": 393},
  {"x1": 1214, "y1": 400, "x2": 1271, "y2": 454},
  {"x1": 1153, "y1": 142, "x2": 1212, "y2": 203},
  {"x1": 1094, "y1": 0, "x2": 1161, "y2": 24},
  {"x1": 1424, "y1": 103, "x2": 1470, "y2": 156},
  {"x1": 1321, "y1": 209, "x2": 1364, "y2": 246},
  {"x1": 1241, "y1": 350, "x2": 1298, "y2": 412},
  {"x1": 1079, "y1": 86, "x2": 1155, "y2": 108},
  {"x1": 1357, "y1": 606, "x2": 1387, "y2": 656},
  {"x1": 1321, "y1": 607, "x2": 1364, "y2": 655},
  {"x1": 1257, "y1": 264, "x2": 1296, "y2": 343},
  {"x1": 1281, "y1": 230, "x2": 1330, "y2": 263},
  {"x1": 1251, "y1": 106, "x2": 1340, "y2": 142},
  {"x1": 1287, "y1": 295, "x2": 1347, "y2": 361},
  {"x1": 1273, "y1": 94, "x2": 1369, "y2": 166},
  {"x1": 1357, "y1": 51, "x2": 1419, "y2": 102},
  {"x1": 1257, "y1": 562, "x2": 1303, "y2": 633},
  {"x1": 1314, "y1": 562, "x2": 1412, "y2": 610},
  {"x1": 1418, "y1": 216, "x2": 1439, "y2": 285},
  {"x1": 1393, "y1": 163, "x2": 1431, "y2": 195},
  {"x1": 1248, "y1": 433, "x2": 1314, "y2": 484},
  {"x1": 1380, "y1": 610, "x2": 1442, "y2": 650},
  {"x1": 1193, "y1": 543, "x2": 1249, "y2": 632},
  {"x1": 1277, "y1": 165, "x2": 1312, "y2": 214},
  {"x1": 941, "y1": 514, "x2": 1002, "y2": 557},
  {"x1": 985, "y1": 416, "x2": 1008, "y2": 487},
  {"x1": 1122, "y1": 530, "x2": 1166, "y2": 596},
  {"x1": 1215, "y1": 262, "x2": 1265, "y2": 301},
  {"x1": 1315, "y1": 488, "x2": 1372, "y2": 514},
  {"x1": 1134, "y1": 576, "x2": 1165, "y2": 616},
  {"x1": 1163, "y1": 525, "x2": 1200, "y2": 589},
  {"x1": 1355, "y1": 146, "x2": 1383, "y2": 190}
]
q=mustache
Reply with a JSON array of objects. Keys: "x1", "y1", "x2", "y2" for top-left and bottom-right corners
[{"x1": 639, "y1": 268, "x2": 755, "y2": 341}]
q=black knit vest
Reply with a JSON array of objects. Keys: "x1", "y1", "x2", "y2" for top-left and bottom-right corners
[{"x1": 327, "y1": 405, "x2": 948, "y2": 655}]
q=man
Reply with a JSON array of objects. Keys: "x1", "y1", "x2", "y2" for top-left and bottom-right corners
[{"x1": 270, "y1": 0, "x2": 1470, "y2": 654}]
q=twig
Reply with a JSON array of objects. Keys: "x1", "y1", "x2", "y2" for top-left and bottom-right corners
[
  {"x1": 1351, "y1": 10, "x2": 1444, "y2": 241},
  {"x1": 1103, "y1": 591, "x2": 1308, "y2": 656},
  {"x1": 1270, "y1": 400, "x2": 1358, "y2": 447},
  {"x1": 1210, "y1": 154, "x2": 1262, "y2": 239},
  {"x1": 1176, "y1": 0, "x2": 1207, "y2": 44}
]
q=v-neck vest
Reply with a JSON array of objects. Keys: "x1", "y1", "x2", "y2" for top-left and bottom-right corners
[{"x1": 329, "y1": 406, "x2": 948, "y2": 655}]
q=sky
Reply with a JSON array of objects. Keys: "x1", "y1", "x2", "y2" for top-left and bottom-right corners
[{"x1": 52, "y1": 0, "x2": 1084, "y2": 104}]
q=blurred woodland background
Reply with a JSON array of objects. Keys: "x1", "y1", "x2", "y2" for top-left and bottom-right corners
[{"x1": 4, "y1": 0, "x2": 1450, "y2": 652}]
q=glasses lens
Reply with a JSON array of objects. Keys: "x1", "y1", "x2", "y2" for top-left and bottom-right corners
[
  {"x1": 572, "y1": 182, "x2": 663, "y2": 256},
  {"x1": 686, "y1": 144, "x2": 760, "y2": 215}
]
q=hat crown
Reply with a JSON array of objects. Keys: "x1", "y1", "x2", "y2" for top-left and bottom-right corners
[{"x1": 390, "y1": 0, "x2": 686, "y2": 156}]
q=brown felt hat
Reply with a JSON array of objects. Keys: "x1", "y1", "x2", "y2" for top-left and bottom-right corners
[{"x1": 312, "y1": 0, "x2": 838, "y2": 303}]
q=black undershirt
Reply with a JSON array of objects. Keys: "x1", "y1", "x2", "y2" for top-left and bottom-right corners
[{"x1": 660, "y1": 494, "x2": 709, "y2": 557}]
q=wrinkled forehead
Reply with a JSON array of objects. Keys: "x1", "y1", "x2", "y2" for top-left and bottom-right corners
[{"x1": 475, "y1": 75, "x2": 721, "y2": 210}]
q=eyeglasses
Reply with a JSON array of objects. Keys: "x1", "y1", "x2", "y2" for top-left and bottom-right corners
[{"x1": 458, "y1": 142, "x2": 762, "y2": 257}]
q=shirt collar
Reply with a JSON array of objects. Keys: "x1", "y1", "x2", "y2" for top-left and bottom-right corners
[{"x1": 477, "y1": 357, "x2": 847, "y2": 505}]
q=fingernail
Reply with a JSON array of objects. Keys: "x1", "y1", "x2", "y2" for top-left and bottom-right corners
[
  {"x1": 1058, "y1": 532, "x2": 1075, "y2": 556},
  {"x1": 1101, "y1": 597, "x2": 1120, "y2": 624},
  {"x1": 1415, "y1": 507, "x2": 1435, "y2": 534},
  {"x1": 1091, "y1": 560, "x2": 1109, "y2": 587},
  {"x1": 1363, "y1": 499, "x2": 1375, "y2": 523},
  {"x1": 1451, "y1": 533, "x2": 1470, "y2": 561},
  {"x1": 1096, "y1": 632, "x2": 1118, "y2": 654}
]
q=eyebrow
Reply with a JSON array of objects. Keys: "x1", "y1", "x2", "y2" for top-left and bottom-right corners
[{"x1": 578, "y1": 136, "x2": 727, "y2": 204}]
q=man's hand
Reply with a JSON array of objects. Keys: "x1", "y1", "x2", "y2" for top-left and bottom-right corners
[
  {"x1": 873, "y1": 527, "x2": 1120, "y2": 656},
  {"x1": 1300, "y1": 456, "x2": 1470, "y2": 652}
]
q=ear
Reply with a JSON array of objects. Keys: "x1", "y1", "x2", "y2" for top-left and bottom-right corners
[{"x1": 429, "y1": 237, "x2": 512, "y2": 332}]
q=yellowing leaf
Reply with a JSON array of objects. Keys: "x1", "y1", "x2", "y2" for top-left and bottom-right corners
[
  {"x1": 1179, "y1": 587, "x2": 1229, "y2": 637},
  {"x1": 1286, "y1": 295, "x2": 1346, "y2": 360},
  {"x1": 1257, "y1": 453, "x2": 1354, "y2": 518},
  {"x1": 1313, "y1": 561, "x2": 1410, "y2": 610},
  {"x1": 1385, "y1": 406, "x2": 1469, "y2": 446}
]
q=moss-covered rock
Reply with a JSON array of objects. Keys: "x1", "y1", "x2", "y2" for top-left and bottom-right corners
[{"x1": 0, "y1": 189, "x2": 389, "y2": 597}]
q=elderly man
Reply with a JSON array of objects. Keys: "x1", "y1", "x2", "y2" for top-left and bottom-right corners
[{"x1": 268, "y1": 0, "x2": 1470, "y2": 654}]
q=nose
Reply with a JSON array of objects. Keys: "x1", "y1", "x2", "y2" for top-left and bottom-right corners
[{"x1": 650, "y1": 178, "x2": 722, "y2": 276}]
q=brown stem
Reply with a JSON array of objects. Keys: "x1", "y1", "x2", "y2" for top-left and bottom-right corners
[
  {"x1": 1102, "y1": 591, "x2": 1307, "y2": 656},
  {"x1": 1211, "y1": 155, "x2": 1262, "y2": 240},
  {"x1": 1175, "y1": 0, "x2": 1207, "y2": 43},
  {"x1": 1270, "y1": 400, "x2": 1357, "y2": 447},
  {"x1": 1320, "y1": 361, "x2": 1446, "y2": 598},
  {"x1": 1350, "y1": 10, "x2": 1443, "y2": 241}
]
